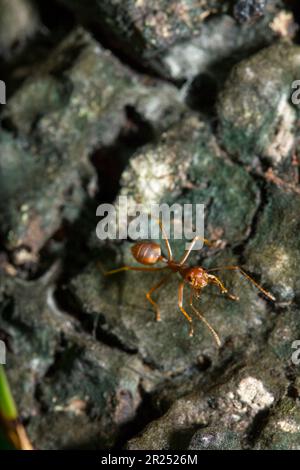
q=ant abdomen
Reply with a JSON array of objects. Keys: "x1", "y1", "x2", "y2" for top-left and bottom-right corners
[{"x1": 131, "y1": 242, "x2": 162, "y2": 265}]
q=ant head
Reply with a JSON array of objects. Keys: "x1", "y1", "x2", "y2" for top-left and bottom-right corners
[
  {"x1": 185, "y1": 267, "x2": 209, "y2": 289},
  {"x1": 131, "y1": 242, "x2": 162, "y2": 265}
]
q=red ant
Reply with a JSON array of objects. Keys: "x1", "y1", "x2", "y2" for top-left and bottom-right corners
[{"x1": 105, "y1": 221, "x2": 275, "y2": 347}]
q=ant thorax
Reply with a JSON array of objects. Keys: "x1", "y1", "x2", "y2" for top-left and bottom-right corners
[{"x1": 184, "y1": 267, "x2": 209, "y2": 289}]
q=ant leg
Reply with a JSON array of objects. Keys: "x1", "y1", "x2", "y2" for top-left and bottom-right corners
[
  {"x1": 207, "y1": 266, "x2": 275, "y2": 301},
  {"x1": 180, "y1": 236, "x2": 214, "y2": 265},
  {"x1": 178, "y1": 282, "x2": 194, "y2": 337},
  {"x1": 156, "y1": 219, "x2": 173, "y2": 261},
  {"x1": 207, "y1": 274, "x2": 239, "y2": 301},
  {"x1": 104, "y1": 265, "x2": 169, "y2": 276},
  {"x1": 189, "y1": 291, "x2": 221, "y2": 347},
  {"x1": 146, "y1": 273, "x2": 173, "y2": 321}
]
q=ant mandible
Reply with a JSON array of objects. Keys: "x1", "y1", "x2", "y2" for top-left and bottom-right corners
[{"x1": 105, "y1": 221, "x2": 275, "y2": 347}]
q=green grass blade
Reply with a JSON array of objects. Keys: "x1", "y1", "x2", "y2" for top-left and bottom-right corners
[
  {"x1": 0, "y1": 365, "x2": 17, "y2": 421},
  {"x1": 0, "y1": 427, "x2": 15, "y2": 450}
]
